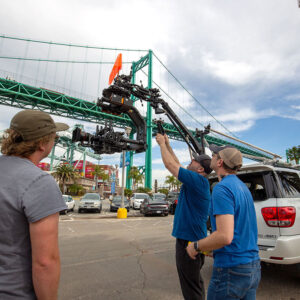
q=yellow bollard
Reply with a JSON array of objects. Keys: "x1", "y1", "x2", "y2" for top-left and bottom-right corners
[{"x1": 117, "y1": 207, "x2": 127, "y2": 219}]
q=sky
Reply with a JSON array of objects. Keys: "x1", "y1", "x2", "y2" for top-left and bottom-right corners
[{"x1": 0, "y1": 0, "x2": 300, "y2": 187}]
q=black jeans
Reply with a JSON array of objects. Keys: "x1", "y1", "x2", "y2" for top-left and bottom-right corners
[{"x1": 176, "y1": 238, "x2": 205, "y2": 300}]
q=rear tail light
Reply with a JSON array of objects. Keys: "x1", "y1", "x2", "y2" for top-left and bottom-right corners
[
  {"x1": 261, "y1": 206, "x2": 296, "y2": 227},
  {"x1": 174, "y1": 199, "x2": 178, "y2": 205}
]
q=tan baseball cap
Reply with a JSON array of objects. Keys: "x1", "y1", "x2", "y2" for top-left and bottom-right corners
[
  {"x1": 209, "y1": 144, "x2": 243, "y2": 169},
  {"x1": 10, "y1": 109, "x2": 69, "y2": 141}
]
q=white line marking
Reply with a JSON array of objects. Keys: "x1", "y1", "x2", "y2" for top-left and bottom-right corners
[{"x1": 68, "y1": 227, "x2": 75, "y2": 233}]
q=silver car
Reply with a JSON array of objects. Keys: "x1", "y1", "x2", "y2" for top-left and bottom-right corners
[{"x1": 78, "y1": 193, "x2": 102, "y2": 213}]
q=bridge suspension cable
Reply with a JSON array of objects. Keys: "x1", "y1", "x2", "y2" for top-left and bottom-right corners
[{"x1": 0, "y1": 34, "x2": 148, "y2": 52}]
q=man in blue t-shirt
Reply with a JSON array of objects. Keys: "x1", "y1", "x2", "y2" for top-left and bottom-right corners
[
  {"x1": 156, "y1": 134, "x2": 212, "y2": 300},
  {"x1": 186, "y1": 145, "x2": 261, "y2": 300}
]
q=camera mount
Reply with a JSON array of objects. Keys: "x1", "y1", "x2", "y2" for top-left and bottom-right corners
[{"x1": 72, "y1": 69, "x2": 210, "y2": 156}]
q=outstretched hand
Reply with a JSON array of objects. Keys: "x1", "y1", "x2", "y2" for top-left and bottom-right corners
[
  {"x1": 164, "y1": 134, "x2": 170, "y2": 146},
  {"x1": 156, "y1": 134, "x2": 166, "y2": 146}
]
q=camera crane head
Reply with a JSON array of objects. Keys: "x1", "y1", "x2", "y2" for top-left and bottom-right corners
[{"x1": 72, "y1": 68, "x2": 210, "y2": 156}]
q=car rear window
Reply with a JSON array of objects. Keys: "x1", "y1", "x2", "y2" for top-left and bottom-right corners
[
  {"x1": 277, "y1": 171, "x2": 300, "y2": 198},
  {"x1": 209, "y1": 171, "x2": 279, "y2": 201},
  {"x1": 149, "y1": 198, "x2": 166, "y2": 204},
  {"x1": 83, "y1": 193, "x2": 100, "y2": 200},
  {"x1": 135, "y1": 194, "x2": 148, "y2": 199}
]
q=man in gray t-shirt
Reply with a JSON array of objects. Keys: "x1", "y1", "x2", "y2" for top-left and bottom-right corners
[{"x1": 0, "y1": 110, "x2": 69, "y2": 300}]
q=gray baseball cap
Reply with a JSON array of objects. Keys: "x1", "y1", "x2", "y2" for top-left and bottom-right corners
[
  {"x1": 10, "y1": 109, "x2": 69, "y2": 141},
  {"x1": 192, "y1": 152, "x2": 212, "y2": 174}
]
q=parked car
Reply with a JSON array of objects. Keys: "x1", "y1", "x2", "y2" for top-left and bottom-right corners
[
  {"x1": 140, "y1": 197, "x2": 169, "y2": 216},
  {"x1": 62, "y1": 195, "x2": 75, "y2": 213},
  {"x1": 152, "y1": 193, "x2": 166, "y2": 202},
  {"x1": 78, "y1": 193, "x2": 102, "y2": 213},
  {"x1": 110, "y1": 195, "x2": 130, "y2": 212},
  {"x1": 208, "y1": 161, "x2": 300, "y2": 266},
  {"x1": 166, "y1": 192, "x2": 180, "y2": 215},
  {"x1": 130, "y1": 193, "x2": 150, "y2": 210}
]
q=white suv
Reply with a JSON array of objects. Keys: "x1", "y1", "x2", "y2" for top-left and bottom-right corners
[
  {"x1": 131, "y1": 193, "x2": 150, "y2": 210},
  {"x1": 209, "y1": 162, "x2": 300, "y2": 266}
]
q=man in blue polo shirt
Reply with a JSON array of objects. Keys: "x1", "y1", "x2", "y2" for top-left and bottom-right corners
[
  {"x1": 156, "y1": 134, "x2": 212, "y2": 300},
  {"x1": 186, "y1": 145, "x2": 261, "y2": 300}
]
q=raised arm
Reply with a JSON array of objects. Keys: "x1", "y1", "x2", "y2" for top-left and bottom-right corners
[
  {"x1": 165, "y1": 134, "x2": 181, "y2": 165},
  {"x1": 156, "y1": 134, "x2": 181, "y2": 178}
]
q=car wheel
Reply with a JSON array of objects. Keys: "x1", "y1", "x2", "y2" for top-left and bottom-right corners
[
  {"x1": 164, "y1": 213, "x2": 169, "y2": 216},
  {"x1": 78, "y1": 209, "x2": 81, "y2": 213}
]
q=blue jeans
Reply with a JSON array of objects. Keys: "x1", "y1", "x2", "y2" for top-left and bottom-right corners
[{"x1": 207, "y1": 260, "x2": 261, "y2": 300}]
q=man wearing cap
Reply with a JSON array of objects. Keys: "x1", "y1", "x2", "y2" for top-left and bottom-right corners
[
  {"x1": 0, "y1": 109, "x2": 69, "y2": 300},
  {"x1": 186, "y1": 145, "x2": 260, "y2": 300},
  {"x1": 156, "y1": 133, "x2": 212, "y2": 300}
]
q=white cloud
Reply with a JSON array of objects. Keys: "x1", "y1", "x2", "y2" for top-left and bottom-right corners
[
  {"x1": 285, "y1": 94, "x2": 300, "y2": 101},
  {"x1": 202, "y1": 54, "x2": 257, "y2": 86},
  {"x1": 152, "y1": 168, "x2": 172, "y2": 186}
]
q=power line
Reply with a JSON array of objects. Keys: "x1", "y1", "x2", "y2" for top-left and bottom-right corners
[
  {"x1": 0, "y1": 34, "x2": 148, "y2": 52},
  {"x1": 152, "y1": 52, "x2": 238, "y2": 138},
  {"x1": 0, "y1": 56, "x2": 132, "y2": 64}
]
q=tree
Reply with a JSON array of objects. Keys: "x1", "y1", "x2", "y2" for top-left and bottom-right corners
[
  {"x1": 92, "y1": 165, "x2": 109, "y2": 191},
  {"x1": 128, "y1": 166, "x2": 144, "y2": 190},
  {"x1": 287, "y1": 146, "x2": 300, "y2": 164},
  {"x1": 174, "y1": 178, "x2": 182, "y2": 191},
  {"x1": 124, "y1": 188, "x2": 133, "y2": 198},
  {"x1": 135, "y1": 187, "x2": 151, "y2": 194},
  {"x1": 53, "y1": 164, "x2": 78, "y2": 194},
  {"x1": 165, "y1": 175, "x2": 176, "y2": 191},
  {"x1": 69, "y1": 183, "x2": 84, "y2": 196},
  {"x1": 158, "y1": 188, "x2": 169, "y2": 195}
]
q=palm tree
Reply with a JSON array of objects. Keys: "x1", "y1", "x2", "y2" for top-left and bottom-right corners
[
  {"x1": 287, "y1": 146, "x2": 300, "y2": 164},
  {"x1": 174, "y1": 178, "x2": 182, "y2": 191},
  {"x1": 165, "y1": 175, "x2": 176, "y2": 191},
  {"x1": 53, "y1": 163, "x2": 78, "y2": 194},
  {"x1": 128, "y1": 166, "x2": 144, "y2": 190},
  {"x1": 69, "y1": 183, "x2": 84, "y2": 195},
  {"x1": 92, "y1": 165, "x2": 109, "y2": 191}
]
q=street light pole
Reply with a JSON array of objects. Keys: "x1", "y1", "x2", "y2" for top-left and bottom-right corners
[
  {"x1": 121, "y1": 149, "x2": 126, "y2": 209},
  {"x1": 117, "y1": 126, "x2": 132, "y2": 219}
]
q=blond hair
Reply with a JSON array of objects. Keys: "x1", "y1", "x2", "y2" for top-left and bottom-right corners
[{"x1": 1, "y1": 129, "x2": 53, "y2": 158}]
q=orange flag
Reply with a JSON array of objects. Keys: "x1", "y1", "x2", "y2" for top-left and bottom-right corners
[{"x1": 109, "y1": 53, "x2": 122, "y2": 85}]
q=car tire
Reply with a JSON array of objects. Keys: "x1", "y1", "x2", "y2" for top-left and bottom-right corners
[
  {"x1": 164, "y1": 213, "x2": 169, "y2": 216},
  {"x1": 78, "y1": 209, "x2": 81, "y2": 213}
]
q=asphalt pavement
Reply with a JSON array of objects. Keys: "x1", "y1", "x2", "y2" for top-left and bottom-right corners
[{"x1": 58, "y1": 199, "x2": 300, "y2": 300}]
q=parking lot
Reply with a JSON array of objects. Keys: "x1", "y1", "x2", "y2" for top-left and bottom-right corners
[{"x1": 58, "y1": 199, "x2": 300, "y2": 300}]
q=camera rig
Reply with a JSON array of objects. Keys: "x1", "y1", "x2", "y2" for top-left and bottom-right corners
[{"x1": 72, "y1": 70, "x2": 210, "y2": 156}]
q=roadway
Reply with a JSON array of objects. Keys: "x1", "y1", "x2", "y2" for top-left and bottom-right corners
[{"x1": 58, "y1": 200, "x2": 300, "y2": 300}]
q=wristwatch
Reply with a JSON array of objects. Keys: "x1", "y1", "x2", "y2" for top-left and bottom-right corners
[{"x1": 194, "y1": 241, "x2": 200, "y2": 253}]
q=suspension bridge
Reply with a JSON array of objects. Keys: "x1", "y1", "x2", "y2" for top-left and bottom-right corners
[{"x1": 0, "y1": 34, "x2": 273, "y2": 189}]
